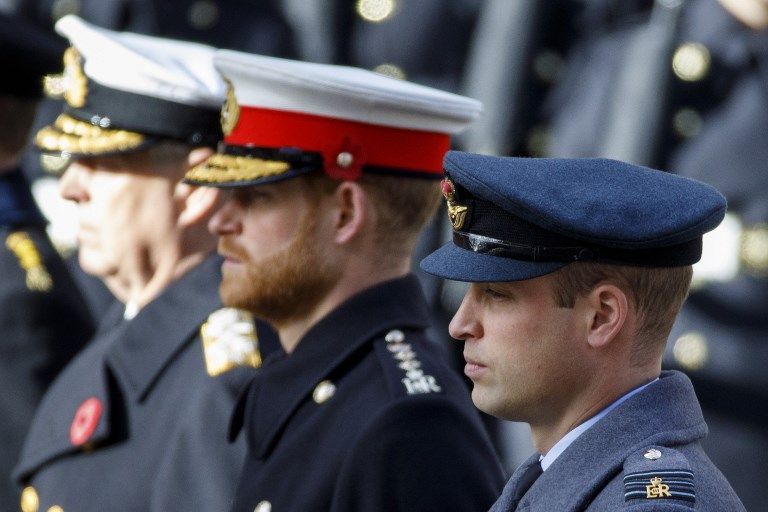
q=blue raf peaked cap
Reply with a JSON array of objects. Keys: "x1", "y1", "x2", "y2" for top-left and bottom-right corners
[{"x1": 420, "y1": 151, "x2": 727, "y2": 282}]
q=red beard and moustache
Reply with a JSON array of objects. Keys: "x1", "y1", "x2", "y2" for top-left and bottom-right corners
[{"x1": 217, "y1": 214, "x2": 342, "y2": 325}]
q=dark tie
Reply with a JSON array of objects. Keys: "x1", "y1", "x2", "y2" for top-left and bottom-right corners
[{"x1": 512, "y1": 460, "x2": 543, "y2": 506}]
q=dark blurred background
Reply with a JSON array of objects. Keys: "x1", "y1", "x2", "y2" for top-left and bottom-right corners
[{"x1": 2, "y1": 0, "x2": 766, "y2": 509}]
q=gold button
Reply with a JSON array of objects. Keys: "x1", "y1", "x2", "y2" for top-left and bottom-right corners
[
  {"x1": 673, "y1": 332, "x2": 709, "y2": 371},
  {"x1": 672, "y1": 108, "x2": 702, "y2": 138},
  {"x1": 356, "y1": 0, "x2": 398, "y2": 23},
  {"x1": 48, "y1": 507, "x2": 64, "y2": 512},
  {"x1": 312, "y1": 380, "x2": 336, "y2": 404},
  {"x1": 20, "y1": 486, "x2": 39, "y2": 512},
  {"x1": 373, "y1": 63, "x2": 406, "y2": 80},
  {"x1": 188, "y1": 0, "x2": 220, "y2": 30},
  {"x1": 740, "y1": 224, "x2": 768, "y2": 275},
  {"x1": 254, "y1": 500, "x2": 272, "y2": 512},
  {"x1": 672, "y1": 42, "x2": 711, "y2": 82}
]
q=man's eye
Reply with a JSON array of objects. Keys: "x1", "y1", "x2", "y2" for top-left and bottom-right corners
[
  {"x1": 233, "y1": 189, "x2": 269, "y2": 206},
  {"x1": 484, "y1": 287, "x2": 507, "y2": 299}
]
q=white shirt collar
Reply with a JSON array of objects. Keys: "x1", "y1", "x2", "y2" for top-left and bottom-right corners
[{"x1": 539, "y1": 378, "x2": 659, "y2": 471}]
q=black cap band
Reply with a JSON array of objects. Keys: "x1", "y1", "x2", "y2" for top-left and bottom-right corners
[
  {"x1": 454, "y1": 190, "x2": 702, "y2": 267},
  {"x1": 66, "y1": 81, "x2": 222, "y2": 146}
]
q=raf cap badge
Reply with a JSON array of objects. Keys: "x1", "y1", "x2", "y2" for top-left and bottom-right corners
[
  {"x1": 43, "y1": 47, "x2": 88, "y2": 108},
  {"x1": 441, "y1": 178, "x2": 468, "y2": 230},
  {"x1": 200, "y1": 308, "x2": 261, "y2": 377}
]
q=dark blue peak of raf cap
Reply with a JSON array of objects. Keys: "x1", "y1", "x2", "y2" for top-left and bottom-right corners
[{"x1": 420, "y1": 151, "x2": 727, "y2": 283}]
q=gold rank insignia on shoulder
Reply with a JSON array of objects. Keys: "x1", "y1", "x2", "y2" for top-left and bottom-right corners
[
  {"x1": 384, "y1": 329, "x2": 442, "y2": 395},
  {"x1": 220, "y1": 79, "x2": 240, "y2": 136},
  {"x1": 646, "y1": 477, "x2": 672, "y2": 499},
  {"x1": 200, "y1": 308, "x2": 261, "y2": 376},
  {"x1": 5, "y1": 232, "x2": 53, "y2": 292},
  {"x1": 44, "y1": 47, "x2": 88, "y2": 108},
  {"x1": 441, "y1": 178, "x2": 468, "y2": 230},
  {"x1": 623, "y1": 468, "x2": 695, "y2": 504}
]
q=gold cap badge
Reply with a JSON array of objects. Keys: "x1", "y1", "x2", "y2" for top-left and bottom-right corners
[
  {"x1": 44, "y1": 47, "x2": 88, "y2": 108},
  {"x1": 441, "y1": 178, "x2": 468, "y2": 230},
  {"x1": 220, "y1": 79, "x2": 240, "y2": 136}
]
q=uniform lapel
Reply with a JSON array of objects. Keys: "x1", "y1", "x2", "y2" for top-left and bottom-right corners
[
  {"x1": 518, "y1": 372, "x2": 707, "y2": 511},
  {"x1": 13, "y1": 315, "x2": 127, "y2": 481},
  {"x1": 489, "y1": 454, "x2": 542, "y2": 512},
  {"x1": 243, "y1": 275, "x2": 431, "y2": 459},
  {"x1": 105, "y1": 255, "x2": 222, "y2": 402}
]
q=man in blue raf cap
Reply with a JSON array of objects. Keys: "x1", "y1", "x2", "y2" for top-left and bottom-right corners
[{"x1": 421, "y1": 151, "x2": 746, "y2": 511}]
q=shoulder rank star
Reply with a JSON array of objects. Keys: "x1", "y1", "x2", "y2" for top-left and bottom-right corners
[
  {"x1": 441, "y1": 178, "x2": 468, "y2": 230},
  {"x1": 200, "y1": 308, "x2": 261, "y2": 376}
]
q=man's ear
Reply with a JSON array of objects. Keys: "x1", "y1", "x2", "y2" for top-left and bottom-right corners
[
  {"x1": 330, "y1": 181, "x2": 368, "y2": 244},
  {"x1": 585, "y1": 283, "x2": 629, "y2": 349}
]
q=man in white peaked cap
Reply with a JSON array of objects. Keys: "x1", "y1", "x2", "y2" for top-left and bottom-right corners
[
  {"x1": 14, "y1": 16, "x2": 278, "y2": 512},
  {"x1": 184, "y1": 51, "x2": 506, "y2": 511}
]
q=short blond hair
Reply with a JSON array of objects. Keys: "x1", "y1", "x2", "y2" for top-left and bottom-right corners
[{"x1": 551, "y1": 262, "x2": 693, "y2": 366}]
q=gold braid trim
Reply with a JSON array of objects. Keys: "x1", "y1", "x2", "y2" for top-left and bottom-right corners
[
  {"x1": 35, "y1": 114, "x2": 145, "y2": 154},
  {"x1": 6, "y1": 232, "x2": 53, "y2": 292},
  {"x1": 185, "y1": 153, "x2": 291, "y2": 184}
]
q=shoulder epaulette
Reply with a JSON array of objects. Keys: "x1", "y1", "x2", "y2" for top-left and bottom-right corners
[
  {"x1": 5, "y1": 230, "x2": 53, "y2": 292},
  {"x1": 200, "y1": 308, "x2": 261, "y2": 376},
  {"x1": 374, "y1": 329, "x2": 443, "y2": 397},
  {"x1": 622, "y1": 446, "x2": 695, "y2": 507}
]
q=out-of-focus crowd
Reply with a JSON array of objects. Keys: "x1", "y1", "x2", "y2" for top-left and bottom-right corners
[{"x1": 1, "y1": 1, "x2": 766, "y2": 511}]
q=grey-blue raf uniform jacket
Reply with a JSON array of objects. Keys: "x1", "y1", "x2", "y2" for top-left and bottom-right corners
[
  {"x1": 13, "y1": 255, "x2": 270, "y2": 512},
  {"x1": 490, "y1": 371, "x2": 745, "y2": 511},
  {"x1": 230, "y1": 274, "x2": 506, "y2": 512}
]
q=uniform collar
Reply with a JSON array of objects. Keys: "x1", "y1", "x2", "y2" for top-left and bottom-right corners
[
  {"x1": 516, "y1": 371, "x2": 707, "y2": 511},
  {"x1": 241, "y1": 274, "x2": 431, "y2": 458},
  {"x1": 106, "y1": 254, "x2": 222, "y2": 402},
  {"x1": 539, "y1": 378, "x2": 658, "y2": 471}
]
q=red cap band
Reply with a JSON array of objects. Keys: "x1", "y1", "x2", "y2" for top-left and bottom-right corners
[{"x1": 226, "y1": 107, "x2": 450, "y2": 179}]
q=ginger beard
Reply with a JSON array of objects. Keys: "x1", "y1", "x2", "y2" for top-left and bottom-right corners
[{"x1": 218, "y1": 203, "x2": 341, "y2": 326}]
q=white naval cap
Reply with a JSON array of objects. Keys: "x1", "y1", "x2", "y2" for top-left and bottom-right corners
[
  {"x1": 185, "y1": 50, "x2": 482, "y2": 186},
  {"x1": 36, "y1": 15, "x2": 225, "y2": 159}
]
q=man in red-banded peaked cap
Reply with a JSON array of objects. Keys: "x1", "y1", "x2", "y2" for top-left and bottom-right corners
[{"x1": 185, "y1": 51, "x2": 506, "y2": 512}]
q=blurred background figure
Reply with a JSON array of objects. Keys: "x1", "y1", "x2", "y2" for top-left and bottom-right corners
[
  {"x1": 0, "y1": 0, "x2": 764, "y2": 507},
  {"x1": 505, "y1": 1, "x2": 767, "y2": 509},
  {"x1": 0, "y1": 12, "x2": 95, "y2": 512}
]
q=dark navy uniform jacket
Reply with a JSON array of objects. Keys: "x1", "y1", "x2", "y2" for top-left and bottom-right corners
[
  {"x1": 231, "y1": 274, "x2": 505, "y2": 512},
  {"x1": 14, "y1": 255, "x2": 270, "y2": 512},
  {"x1": 1, "y1": 169, "x2": 94, "y2": 512},
  {"x1": 489, "y1": 371, "x2": 745, "y2": 511}
]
